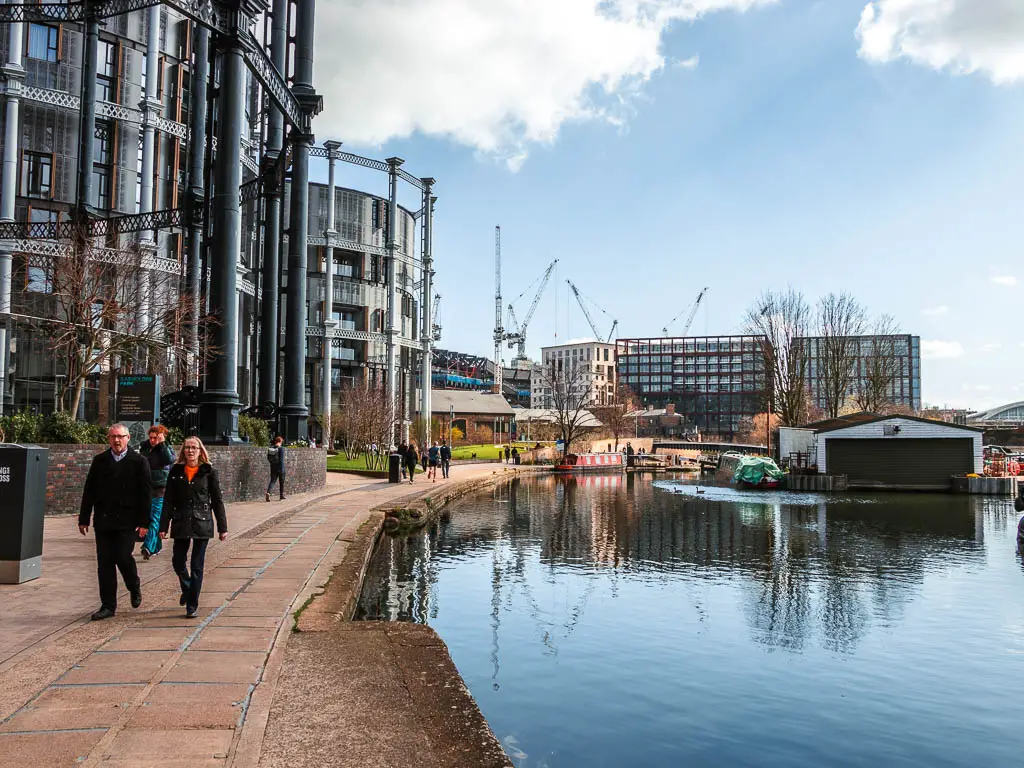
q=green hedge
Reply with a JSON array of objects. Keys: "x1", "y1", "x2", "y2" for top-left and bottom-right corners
[{"x1": 0, "y1": 410, "x2": 107, "y2": 444}]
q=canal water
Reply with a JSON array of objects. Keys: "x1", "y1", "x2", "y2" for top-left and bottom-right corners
[{"x1": 356, "y1": 474, "x2": 1024, "y2": 768}]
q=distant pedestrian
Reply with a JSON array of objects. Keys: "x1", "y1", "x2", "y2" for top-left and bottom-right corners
[
  {"x1": 440, "y1": 440, "x2": 452, "y2": 479},
  {"x1": 160, "y1": 437, "x2": 228, "y2": 618},
  {"x1": 78, "y1": 424, "x2": 151, "y2": 621},
  {"x1": 428, "y1": 441, "x2": 440, "y2": 482},
  {"x1": 398, "y1": 443, "x2": 408, "y2": 479},
  {"x1": 405, "y1": 443, "x2": 419, "y2": 483},
  {"x1": 139, "y1": 425, "x2": 176, "y2": 561},
  {"x1": 511, "y1": 446, "x2": 520, "y2": 465},
  {"x1": 421, "y1": 447, "x2": 429, "y2": 473},
  {"x1": 504, "y1": 445, "x2": 511, "y2": 463},
  {"x1": 265, "y1": 436, "x2": 286, "y2": 501}
]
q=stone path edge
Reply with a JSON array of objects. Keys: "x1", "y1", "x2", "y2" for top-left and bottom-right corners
[{"x1": 240, "y1": 469, "x2": 535, "y2": 767}]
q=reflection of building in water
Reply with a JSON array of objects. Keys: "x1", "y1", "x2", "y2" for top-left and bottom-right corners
[{"x1": 355, "y1": 478, "x2": 989, "y2": 655}]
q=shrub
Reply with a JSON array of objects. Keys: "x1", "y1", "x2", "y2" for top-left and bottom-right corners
[
  {"x1": 238, "y1": 413, "x2": 271, "y2": 446},
  {"x1": 166, "y1": 426, "x2": 184, "y2": 446},
  {"x1": 0, "y1": 410, "x2": 107, "y2": 444},
  {"x1": 40, "y1": 411, "x2": 94, "y2": 444},
  {"x1": 0, "y1": 409, "x2": 42, "y2": 443}
]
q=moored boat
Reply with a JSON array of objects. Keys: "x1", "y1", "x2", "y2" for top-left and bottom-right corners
[{"x1": 553, "y1": 453, "x2": 625, "y2": 473}]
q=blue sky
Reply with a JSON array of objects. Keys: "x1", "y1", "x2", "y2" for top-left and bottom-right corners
[{"x1": 312, "y1": 0, "x2": 1024, "y2": 411}]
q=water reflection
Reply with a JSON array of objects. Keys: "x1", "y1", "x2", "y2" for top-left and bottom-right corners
[
  {"x1": 358, "y1": 475, "x2": 993, "y2": 655},
  {"x1": 356, "y1": 475, "x2": 1024, "y2": 768}
]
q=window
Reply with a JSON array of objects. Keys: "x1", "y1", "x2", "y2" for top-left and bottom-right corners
[
  {"x1": 26, "y1": 265, "x2": 51, "y2": 294},
  {"x1": 97, "y1": 40, "x2": 117, "y2": 102},
  {"x1": 27, "y1": 24, "x2": 59, "y2": 62},
  {"x1": 29, "y1": 207, "x2": 58, "y2": 224},
  {"x1": 94, "y1": 122, "x2": 113, "y2": 209},
  {"x1": 21, "y1": 152, "x2": 52, "y2": 197}
]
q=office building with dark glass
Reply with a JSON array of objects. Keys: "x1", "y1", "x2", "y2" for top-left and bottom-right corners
[
  {"x1": 616, "y1": 335, "x2": 768, "y2": 439},
  {"x1": 796, "y1": 334, "x2": 922, "y2": 412}
]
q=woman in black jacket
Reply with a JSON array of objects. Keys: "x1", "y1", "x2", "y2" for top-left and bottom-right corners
[{"x1": 159, "y1": 436, "x2": 228, "y2": 617}]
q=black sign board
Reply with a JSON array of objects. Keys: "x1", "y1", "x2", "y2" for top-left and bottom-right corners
[{"x1": 116, "y1": 375, "x2": 160, "y2": 422}]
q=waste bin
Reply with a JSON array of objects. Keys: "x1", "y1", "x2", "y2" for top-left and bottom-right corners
[
  {"x1": 388, "y1": 453, "x2": 402, "y2": 484},
  {"x1": 0, "y1": 444, "x2": 49, "y2": 584}
]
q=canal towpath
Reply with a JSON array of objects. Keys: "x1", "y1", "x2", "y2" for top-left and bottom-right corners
[{"x1": 0, "y1": 464, "x2": 515, "y2": 767}]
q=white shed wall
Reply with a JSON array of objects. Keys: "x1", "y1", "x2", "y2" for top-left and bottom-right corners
[
  {"x1": 816, "y1": 418, "x2": 983, "y2": 474},
  {"x1": 779, "y1": 428, "x2": 815, "y2": 462}
]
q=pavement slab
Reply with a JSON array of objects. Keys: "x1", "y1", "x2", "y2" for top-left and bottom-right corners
[
  {"x1": 60, "y1": 651, "x2": 176, "y2": 685},
  {"x1": 126, "y1": 682, "x2": 251, "y2": 729},
  {"x1": 0, "y1": 684, "x2": 141, "y2": 732},
  {"x1": 0, "y1": 729, "x2": 107, "y2": 764}
]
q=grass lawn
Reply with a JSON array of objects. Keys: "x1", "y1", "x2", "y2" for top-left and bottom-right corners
[
  {"x1": 326, "y1": 453, "x2": 385, "y2": 472},
  {"x1": 450, "y1": 443, "x2": 544, "y2": 461}
]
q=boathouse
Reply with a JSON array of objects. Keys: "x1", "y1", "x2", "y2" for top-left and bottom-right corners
[{"x1": 812, "y1": 415, "x2": 983, "y2": 491}]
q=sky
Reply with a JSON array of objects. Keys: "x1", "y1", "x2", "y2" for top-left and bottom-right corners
[{"x1": 309, "y1": 0, "x2": 1024, "y2": 412}]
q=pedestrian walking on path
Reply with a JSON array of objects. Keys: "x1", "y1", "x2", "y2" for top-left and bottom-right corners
[
  {"x1": 160, "y1": 436, "x2": 228, "y2": 618},
  {"x1": 428, "y1": 441, "x2": 440, "y2": 482},
  {"x1": 266, "y1": 435, "x2": 286, "y2": 501},
  {"x1": 504, "y1": 445, "x2": 511, "y2": 463},
  {"x1": 139, "y1": 424, "x2": 175, "y2": 560},
  {"x1": 405, "y1": 443, "x2": 419, "y2": 483},
  {"x1": 78, "y1": 423, "x2": 151, "y2": 621},
  {"x1": 440, "y1": 440, "x2": 452, "y2": 479}
]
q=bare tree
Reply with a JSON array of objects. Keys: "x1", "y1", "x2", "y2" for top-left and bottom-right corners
[
  {"x1": 541, "y1": 359, "x2": 597, "y2": 459},
  {"x1": 853, "y1": 314, "x2": 903, "y2": 414},
  {"x1": 364, "y1": 383, "x2": 399, "y2": 470},
  {"x1": 30, "y1": 237, "x2": 195, "y2": 416},
  {"x1": 334, "y1": 380, "x2": 397, "y2": 467},
  {"x1": 743, "y1": 289, "x2": 812, "y2": 427},
  {"x1": 591, "y1": 382, "x2": 637, "y2": 452},
  {"x1": 816, "y1": 292, "x2": 867, "y2": 419}
]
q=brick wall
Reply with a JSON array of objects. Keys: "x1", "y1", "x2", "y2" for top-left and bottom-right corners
[{"x1": 42, "y1": 444, "x2": 327, "y2": 516}]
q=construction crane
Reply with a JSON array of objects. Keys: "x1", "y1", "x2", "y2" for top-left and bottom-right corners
[
  {"x1": 432, "y1": 293, "x2": 442, "y2": 341},
  {"x1": 493, "y1": 226, "x2": 504, "y2": 394},
  {"x1": 566, "y1": 280, "x2": 618, "y2": 342},
  {"x1": 662, "y1": 286, "x2": 709, "y2": 337},
  {"x1": 506, "y1": 259, "x2": 558, "y2": 366}
]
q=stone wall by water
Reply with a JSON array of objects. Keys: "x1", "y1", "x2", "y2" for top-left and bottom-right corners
[{"x1": 42, "y1": 444, "x2": 327, "y2": 516}]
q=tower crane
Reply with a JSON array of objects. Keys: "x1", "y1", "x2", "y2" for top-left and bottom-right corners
[
  {"x1": 432, "y1": 293, "x2": 442, "y2": 341},
  {"x1": 506, "y1": 259, "x2": 558, "y2": 366},
  {"x1": 662, "y1": 286, "x2": 709, "y2": 337},
  {"x1": 493, "y1": 226, "x2": 504, "y2": 394},
  {"x1": 567, "y1": 280, "x2": 618, "y2": 342}
]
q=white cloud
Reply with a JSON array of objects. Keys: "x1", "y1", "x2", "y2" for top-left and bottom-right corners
[
  {"x1": 975, "y1": 384, "x2": 992, "y2": 392},
  {"x1": 857, "y1": 1, "x2": 1024, "y2": 84},
  {"x1": 921, "y1": 305, "x2": 948, "y2": 316},
  {"x1": 674, "y1": 54, "x2": 701, "y2": 70},
  {"x1": 922, "y1": 340, "x2": 964, "y2": 360},
  {"x1": 314, "y1": 0, "x2": 775, "y2": 169},
  {"x1": 991, "y1": 275, "x2": 1018, "y2": 287},
  {"x1": 981, "y1": 343, "x2": 1002, "y2": 352}
]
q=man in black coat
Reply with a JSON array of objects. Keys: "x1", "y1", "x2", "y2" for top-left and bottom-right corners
[{"x1": 78, "y1": 424, "x2": 152, "y2": 620}]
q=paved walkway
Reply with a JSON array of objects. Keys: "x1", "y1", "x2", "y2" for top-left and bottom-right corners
[{"x1": 0, "y1": 465, "x2": 505, "y2": 766}]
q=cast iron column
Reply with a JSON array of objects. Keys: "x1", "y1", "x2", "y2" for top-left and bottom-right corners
[
  {"x1": 0, "y1": 6, "x2": 25, "y2": 413},
  {"x1": 186, "y1": 25, "x2": 210, "y2": 386},
  {"x1": 280, "y1": 0, "x2": 321, "y2": 443},
  {"x1": 199, "y1": 29, "x2": 247, "y2": 442},
  {"x1": 139, "y1": 4, "x2": 160, "y2": 236},
  {"x1": 76, "y1": 9, "x2": 100, "y2": 216},
  {"x1": 322, "y1": 140, "x2": 341, "y2": 445},
  {"x1": 257, "y1": 0, "x2": 288, "y2": 406},
  {"x1": 384, "y1": 157, "x2": 403, "y2": 444},
  {"x1": 419, "y1": 180, "x2": 435, "y2": 446}
]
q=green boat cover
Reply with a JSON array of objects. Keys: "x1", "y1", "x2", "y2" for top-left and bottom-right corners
[{"x1": 732, "y1": 455, "x2": 785, "y2": 485}]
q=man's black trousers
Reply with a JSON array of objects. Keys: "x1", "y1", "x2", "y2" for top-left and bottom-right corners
[{"x1": 95, "y1": 529, "x2": 140, "y2": 611}]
